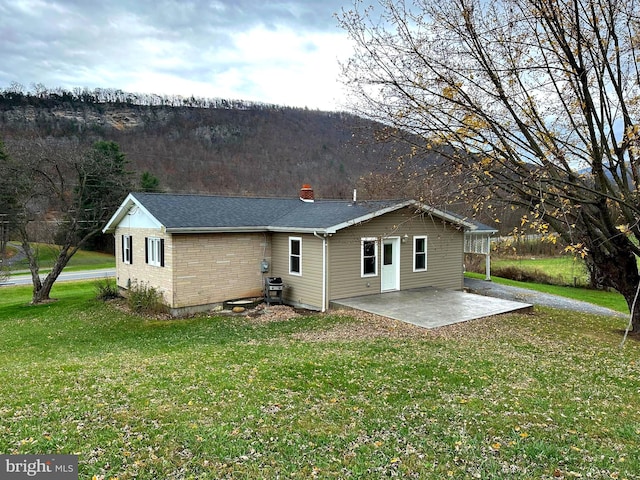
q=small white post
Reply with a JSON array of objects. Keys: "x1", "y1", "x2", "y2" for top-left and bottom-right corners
[{"x1": 485, "y1": 235, "x2": 492, "y2": 281}]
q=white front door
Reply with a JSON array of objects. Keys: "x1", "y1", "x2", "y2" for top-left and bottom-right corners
[{"x1": 381, "y1": 237, "x2": 400, "y2": 292}]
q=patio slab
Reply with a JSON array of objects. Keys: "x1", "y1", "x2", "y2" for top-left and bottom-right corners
[{"x1": 330, "y1": 287, "x2": 532, "y2": 329}]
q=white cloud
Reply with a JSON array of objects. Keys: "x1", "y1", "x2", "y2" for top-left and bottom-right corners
[{"x1": 0, "y1": 0, "x2": 354, "y2": 110}]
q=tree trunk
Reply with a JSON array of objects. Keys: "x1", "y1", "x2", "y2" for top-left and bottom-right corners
[
  {"x1": 589, "y1": 246, "x2": 640, "y2": 333},
  {"x1": 29, "y1": 245, "x2": 73, "y2": 304},
  {"x1": 31, "y1": 274, "x2": 56, "y2": 304},
  {"x1": 20, "y1": 235, "x2": 43, "y2": 300},
  {"x1": 630, "y1": 303, "x2": 640, "y2": 334},
  {"x1": 617, "y1": 266, "x2": 640, "y2": 334}
]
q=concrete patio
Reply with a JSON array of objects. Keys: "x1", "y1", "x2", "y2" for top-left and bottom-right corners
[{"x1": 330, "y1": 287, "x2": 533, "y2": 329}]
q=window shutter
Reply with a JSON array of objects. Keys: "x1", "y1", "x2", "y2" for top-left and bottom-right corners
[
  {"x1": 145, "y1": 237, "x2": 148, "y2": 264},
  {"x1": 121, "y1": 235, "x2": 125, "y2": 262},
  {"x1": 129, "y1": 237, "x2": 132, "y2": 264},
  {"x1": 160, "y1": 239, "x2": 165, "y2": 267}
]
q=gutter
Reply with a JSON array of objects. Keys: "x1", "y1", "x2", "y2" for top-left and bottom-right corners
[
  {"x1": 313, "y1": 231, "x2": 328, "y2": 312},
  {"x1": 166, "y1": 226, "x2": 332, "y2": 234}
]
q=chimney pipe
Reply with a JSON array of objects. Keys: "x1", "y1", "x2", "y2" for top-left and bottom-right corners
[{"x1": 300, "y1": 184, "x2": 314, "y2": 202}]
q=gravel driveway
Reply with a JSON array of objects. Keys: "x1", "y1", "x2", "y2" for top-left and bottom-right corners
[{"x1": 464, "y1": 278, "x2": 627, "y2": 318}]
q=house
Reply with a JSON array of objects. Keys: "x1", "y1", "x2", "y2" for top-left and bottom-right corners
[{"x1": 103, "y1": 185, "x2": 490, "y2": 316}]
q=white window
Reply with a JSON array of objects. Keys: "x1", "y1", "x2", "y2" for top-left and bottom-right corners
[
  {"x1": 413, "y1": 236, "x2": 427, "y2": 272},
  {"x1": 122, "y1": 235, "x2": 132, "y2": 264},
  {"x1": 361, "y1": 238, "x2": 378, "y2": 277},
  {"x1": 146, "y1": 237, "x2": 164, "y2": 267},
  {"x1": 289, "y1": 237, "x2": 302, "y2": 275}
]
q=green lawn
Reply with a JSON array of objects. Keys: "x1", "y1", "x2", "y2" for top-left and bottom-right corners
[
  {"x1": 492, "y1": 255, "x2": 589, "y2": 286},
  {"x1": 466, "y1": 272, "x2": 630, "y2": 313},
  {"x1": 1, "y1": 282, "x2": 639, "y2": 479},
  {"x1": 6, "y1": 243, "x2": 115, "y2": 273}
]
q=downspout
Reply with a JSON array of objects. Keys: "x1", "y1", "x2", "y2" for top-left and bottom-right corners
[{"x1": 313, "y1": 231, "x2": 327, "y2": 312}]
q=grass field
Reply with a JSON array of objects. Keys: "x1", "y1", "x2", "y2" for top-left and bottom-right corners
[
  {"x1": 491, "y1": 255, "x2": 589, "y2": 286},
  {"x1": 465, "y1": 272, "x2": 630, "y2": 314},
  {"x1": 5, "y1": 243, "x2": 115, "y2": 273},
  {"x1": 1, "y1": 282, "x2": 639, "y2": 479}
]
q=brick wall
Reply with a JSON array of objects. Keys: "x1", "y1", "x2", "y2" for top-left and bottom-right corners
[
  {"x1": 114, "y1": 227, "x2": 173, "y2": 304},
  {"x1": 172, "y1": 232, "x2": 271, "y2": 308}
]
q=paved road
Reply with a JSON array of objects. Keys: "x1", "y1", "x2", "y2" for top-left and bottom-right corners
[
  {"x1": 464, "y1": 277, "x2": 627, "y2": 318},
  {"x1": 0, "y1": 268, "x2": 115, "y2": 287}
]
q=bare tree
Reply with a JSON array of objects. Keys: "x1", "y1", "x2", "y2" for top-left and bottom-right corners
[
  {"x1": 0, "y1": 141, "x2": 15, "y2": 281},
  {"x1": 339, "y1": 0, "x2": 640, "y2": 331},
  {"x1": 1, "y1": 138, "x2": 132, "y2": 303}
]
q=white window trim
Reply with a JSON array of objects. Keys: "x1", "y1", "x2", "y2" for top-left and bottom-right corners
[
  {"x1": 289, "y1": 236, "x2": 302, "y2": 276},
  {"x1": 123, "y1": 235, "x2": 132, "y2": 265},
  {"x1": 413, "y1": 235, "x2": 428, "y2": 272},
  {"x1": 361, "y1": 237, "x2": 378, "y2": 277},
  {"x1": 147, "y1": 237, "x2": 162, "y2": 267}
]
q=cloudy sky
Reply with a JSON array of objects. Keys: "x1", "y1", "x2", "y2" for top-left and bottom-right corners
[{"x1": 0, "y1": 0, "x2": 357, "y2": 110}]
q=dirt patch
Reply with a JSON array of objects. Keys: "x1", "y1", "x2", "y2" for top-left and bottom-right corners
[
  {"x1": 291, "y1": 309, "x2": 432, "y2": 342},
  {"x1": 107, "y1": 297, "x2": 509, "y2": 342},
  {"x1": 246, "y1": 304, "x2": 304, "y2": 323},
  {"x1": 107, "y1": 298, "x2": 174, "y2": 320},
  {"x1": 614, "y1": 328, "x2": 640, "y2": 342}
]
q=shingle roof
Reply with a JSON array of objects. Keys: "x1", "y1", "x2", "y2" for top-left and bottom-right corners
[
  {"x1": 438, "y1": 209, "x2": 499, "y2": 234},
  {"x1": 103, "y1": 192, "x2": 477, "y2": 234}
]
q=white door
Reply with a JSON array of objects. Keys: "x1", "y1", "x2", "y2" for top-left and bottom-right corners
[{"x1": 381, "y1": 238, "x2": 400, "y2": 291}]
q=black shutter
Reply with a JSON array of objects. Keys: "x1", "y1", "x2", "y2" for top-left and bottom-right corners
[
  {"x1": 160, "y1": 239, "x2": 165, "y2": 267},
  {"x1": 145, "y1": 237, "x2": 148, "y2": 264},
  {"x1": 129, "y1": 237, "x2": 132, "y2": 264},
  {"x1": 121, "y1": 235, "x2": 125, "y2": 262}
]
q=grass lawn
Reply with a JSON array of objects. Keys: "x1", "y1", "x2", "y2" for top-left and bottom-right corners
[
  {"x1": 1, "y1": 282, "x2": 639, "y2": 479},
  {"x1": 466, "y1": 272, "x2": 630, "y2": 314},
  {"x1": 492, "y1": 255, "x2": 589, "y2": 286},
  {"x1": 6, "y1": 243, "x2": 115, "y2": 273}
]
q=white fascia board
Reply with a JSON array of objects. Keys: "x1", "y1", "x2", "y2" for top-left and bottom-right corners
[
  {"x1": 266, "y1": 226, "x2": 330, "y2": 235},
  {"x1": 327, "y1": 201, "x2": 415, "y2": 233},
  {"x1": 102, "y1": 193, "x2": 164, "y2": 233},
  {"x1": 102, "y1": 193, "x2": 136, "y2": 233},
  {"x1": 166, "y1": 226, "x2": 270, "y2": 234},
  {"x1": 167, "y1": 226, "x2": 331, "y2": 235},
  {"x1": 464, "y1": 228, "x2": 499, "y2": 235},
  {"x1": 166, "y1": 227, "x2": 334, "y2": 236},
  {"x1": 409, "y1": 200, "x2": 479, "y2": 230}
]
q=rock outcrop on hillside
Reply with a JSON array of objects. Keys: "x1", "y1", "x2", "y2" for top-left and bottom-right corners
[{"x1": 0, "y1": 89, "x2": 441, "y2": 199}]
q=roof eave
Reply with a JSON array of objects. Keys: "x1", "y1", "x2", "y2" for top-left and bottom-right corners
[
  {"x1": 267, "y1": 226, "x2": 332, "y2": 234},
  {"x1": 465, "y1": 228, "x2": 499, "y2": 235},
  {"x1": 409, "y1": 200, "x2": 479, "y2": 230},
  {"x1": 102, "y1": 193, "x2": 164, "y2": 233},
  {"x1": 166, "y1": 226, "x2": 270, "y2": 234},
  {"x1": 326, "y1": 200, "x2": 415, "y2": 233}
]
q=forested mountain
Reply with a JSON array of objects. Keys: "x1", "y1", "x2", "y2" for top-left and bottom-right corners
[{"x1": 0, "y1": 87, "x2": 438, "y2": 199}]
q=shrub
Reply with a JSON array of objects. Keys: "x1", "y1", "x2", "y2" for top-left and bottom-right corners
[
  {"x1": 464, "y1": 254, "x2": 485, "y2": 274},
  {"x1": 493, "y1": 235, "x2": 566, "y2": 257},
  {"x1": 491, "y1": 265, "x2": 557, "y2": 285},
  {"x1": 94, "y1": 278, "x2": 120, "y2": 300},
  {"x1": 127, "y1": 281, "x2": 168, "y2": 315}
]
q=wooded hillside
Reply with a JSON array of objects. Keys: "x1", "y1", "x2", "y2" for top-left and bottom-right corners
[{"x1": 0, "y1": 87, "x2": 436, "y2": 199}]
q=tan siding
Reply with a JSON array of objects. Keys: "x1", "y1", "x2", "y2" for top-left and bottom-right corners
[
  {"x1": 172, "y1": 233, "x2": 270, "y2": 308},
  {"x1": 271, "y1": 233, "x2": 324, "y2": 309},
  {"x1": 328, "y1": 208, "x2": 464, "y2": 300}
]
